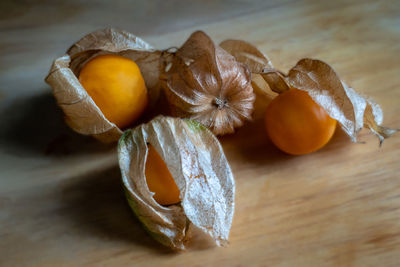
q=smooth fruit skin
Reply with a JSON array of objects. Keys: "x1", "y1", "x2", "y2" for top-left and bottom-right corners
[
  {"x1": 79, "y1": 54, "x2": 148, "y2": 129},
  {"x1": 145, "y1": 145, "x2": 181, "y2": 206},
  {"x1": 265, "y1": 88, "x2": 337, "y2": 155}
]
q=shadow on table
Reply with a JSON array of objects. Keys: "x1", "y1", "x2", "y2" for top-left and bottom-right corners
[
  {"x1": 0, "y1": 91, "x2": 113, "y2": 157},
  {"x1": 219, "y1": 118, "x2": 293, "y2": 169},
  {"x1": 60, "y1": 165, "x2": 174, "y2": 254}
]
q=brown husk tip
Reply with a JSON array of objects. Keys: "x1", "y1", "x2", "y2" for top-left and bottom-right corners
[
  {"x1": 162, "y1": 31, "x2": 255, "y2": 136},
  {"x1": 45, "y1": 28, "x2": 163, "y2": 143},
  {"x1": 118, "y1": 116, "x2": 235, "y2": 250},
  {"x1": 220, "y1": 39, "x2": 399, "y2": 144}
]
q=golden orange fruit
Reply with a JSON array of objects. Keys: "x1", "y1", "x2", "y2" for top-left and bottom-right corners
[
  {"x1": 265, "y1": 88, "x2": 337, "y2": 155},
  {"x1": 79, "y1": 54, "x2": 148, "y2": 129},
  {"x1": 145, "y1": 145, "x2": 180, "y2": 206}
]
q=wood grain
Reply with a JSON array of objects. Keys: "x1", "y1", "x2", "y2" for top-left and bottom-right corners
[{"x1": 0, "y1": 0, "x2": 399, "y2": 266}]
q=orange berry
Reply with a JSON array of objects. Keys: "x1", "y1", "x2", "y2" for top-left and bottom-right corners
[
  {"x1": 265, "y1": 88, "x2": 337, "y2": 155},
  {"x1": 79, "y1": 54, "x2": 148, "y2": 129},
  {"x1": 145, "y1": 145, "x2": 180, "y2": 206}
]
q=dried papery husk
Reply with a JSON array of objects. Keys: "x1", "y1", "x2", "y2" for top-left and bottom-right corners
[
  {"x1": 286, "y1": 59, "x2": 398, "y2": 143},
  {"x1": 118, "y1": 116, "x2": 235, "y2": 250},
  {"x1": 220, "y1": 39, "x2": 289, "y2": 94},
  {"x1": 221, "y1": 39, "x2": 398, "y2": 144},
  {"x1": 251, "y1": 74, "x2": 278, "y2": 120},
  {"x1": 162, "y1": 31, "x2": 255, "y2": 135},
  {"x1": 45, "y1": 28, "x2": 162, "y2": 143}
]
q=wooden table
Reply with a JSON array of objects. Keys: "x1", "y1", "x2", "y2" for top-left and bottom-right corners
[{"x1": 1, "y1": 0, "x2": 399, "y2": 266}]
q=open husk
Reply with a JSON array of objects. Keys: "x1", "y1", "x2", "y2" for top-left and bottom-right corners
[
  {"x1": 118, "y1": 116, "x2": 235, "y2": 250},
  {"x1": 45, "y1": 28, "x2": 162, "y2": 143},
  {"x1": 220, "y1": 39, "x2": 398, "y2": 144},
  {"x1": 162, "y1": 31, "x2": 255, "y2": 136}
]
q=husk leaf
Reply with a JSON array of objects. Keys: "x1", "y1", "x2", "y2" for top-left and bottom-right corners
[
  {"x1": 287, "y1": 59, "x2": 398, "y2": 143},
  {"x1": 251, "y1": 74, "x2": 279, "y2": 120},
  {"x1": 220, "y1": 39, "x2": 289, "y2": 94},
  {"x1": 221, "y1": 40, "x2": 398, "y2": 143},
  {"x1": 219, "y1": 39, "x2": 273, "y2": 73},
  {"x1": 45, "y1": 28, "x2": 162, "y2": 143},
  {"x1": 118, "y1": 116, "x2": 235, "y2": 250},
  {"x1": 162, "y1": 31, "x2": 255, "y2": 135}
]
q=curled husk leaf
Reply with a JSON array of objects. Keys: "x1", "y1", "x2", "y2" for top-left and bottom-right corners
[
  {"x1": 221, "y1": 39, "x2": 398, "y2": 144},
  {"x1": 118, "y1": 116, "x2": 235, "y2": 250},
  {"x1": 45, "y1": 28, "x2": 162, "y2": 143},
  {"x1": 250, "y1": 74, "x2": 279, "y2": 120},
  {"x1": 162, "y1": 31, "x2": 255, "y2": 135}
]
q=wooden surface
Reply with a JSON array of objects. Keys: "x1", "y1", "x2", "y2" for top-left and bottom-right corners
[{"x1": 1, "y1": 0, "x2": 399, "y2": 266}]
